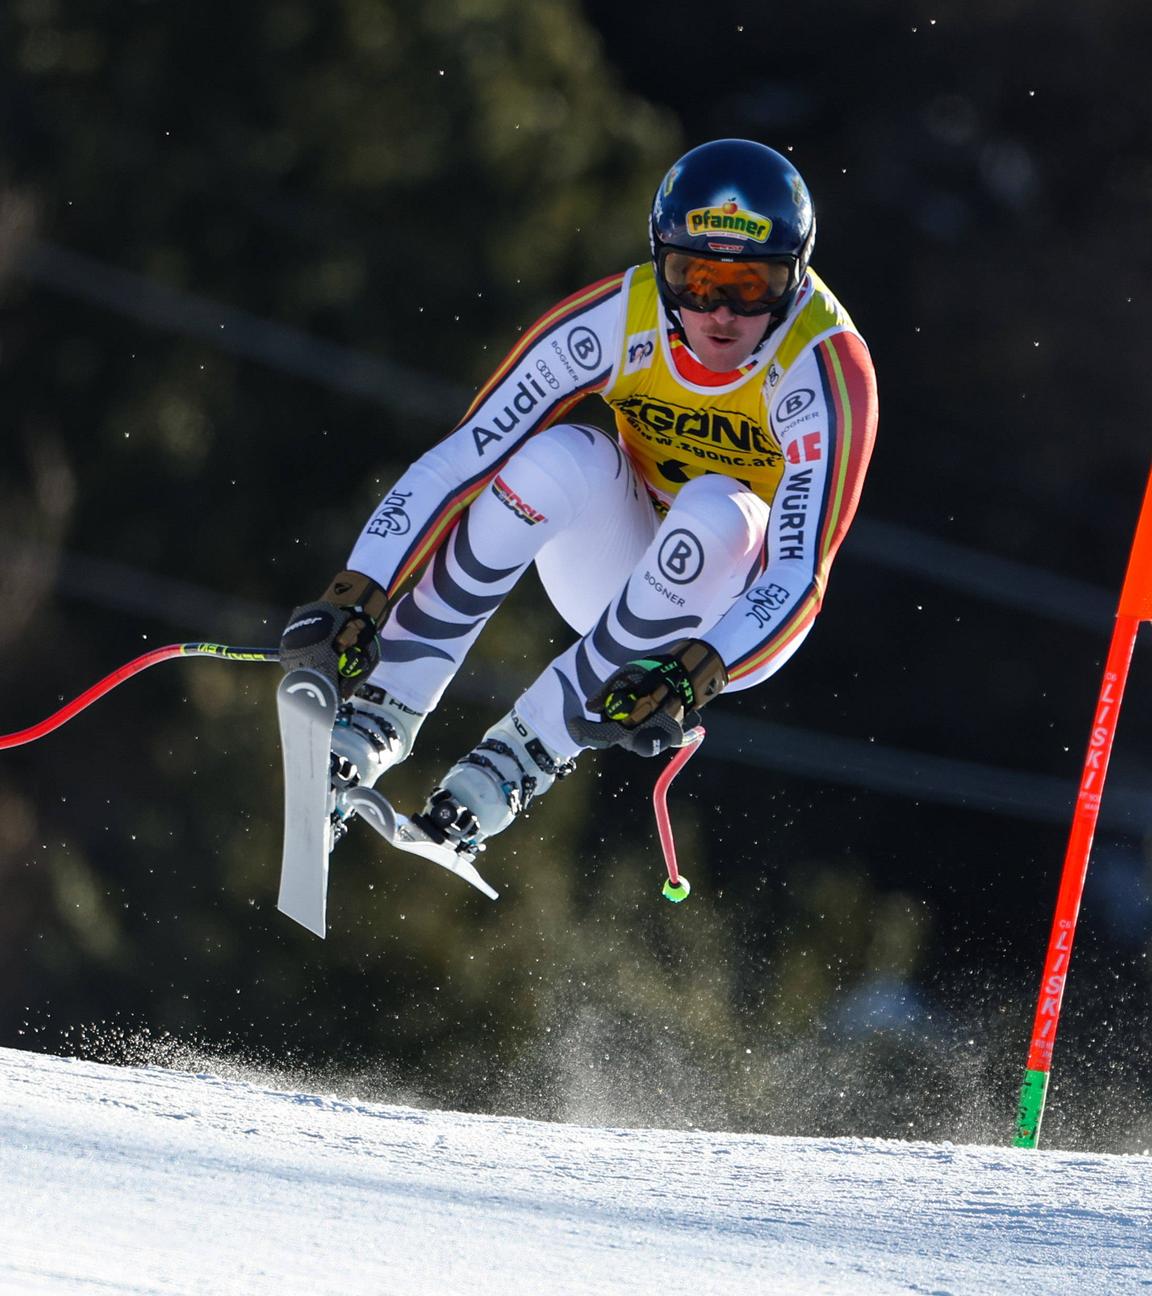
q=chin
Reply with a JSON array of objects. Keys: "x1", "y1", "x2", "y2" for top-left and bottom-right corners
[{"x1": 706, "y1": 345, "x2": 752, "y2": 369}]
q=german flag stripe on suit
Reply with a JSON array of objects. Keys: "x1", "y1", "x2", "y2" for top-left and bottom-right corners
[
  {"x1": 386, "y1": 274, "x2": 624, "y2": 595},
  {"x1": 727, "y1": 330, "x2": 877, "y2": 682}
]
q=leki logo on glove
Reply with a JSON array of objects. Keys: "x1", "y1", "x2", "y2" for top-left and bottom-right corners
[
  {"x1": 337, "y1": 650, "x2": 368, "y2": 679},
  {"x1": 686, "y1": 202, "x2": 773, "y2": 242}
]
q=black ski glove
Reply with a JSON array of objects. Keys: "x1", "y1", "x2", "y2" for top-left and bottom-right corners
[
  {"x1": 567, "y1": 638, "x2": 728, "y2": 757},
  {"x1": 280, "y1": 570, "x2": 390, "y2": 699}
]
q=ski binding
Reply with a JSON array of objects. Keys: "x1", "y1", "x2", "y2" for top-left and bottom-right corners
[{"x1": 339, "y1": 786, "x2": 499, "y2": 902}]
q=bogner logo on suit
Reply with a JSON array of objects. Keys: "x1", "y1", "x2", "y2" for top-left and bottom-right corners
[{"x1": 657, "y1": 529, "x2": 705, "y2": 584}]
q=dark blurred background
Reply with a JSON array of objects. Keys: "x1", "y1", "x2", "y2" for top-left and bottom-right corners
[{"x1": 2, "y1": 0, "x2": 1150, "y2": 1152}]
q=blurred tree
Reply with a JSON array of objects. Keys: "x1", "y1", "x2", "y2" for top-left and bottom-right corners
[{"x1": 0, "y1": 0, "x2": 692, "y2": 1100}]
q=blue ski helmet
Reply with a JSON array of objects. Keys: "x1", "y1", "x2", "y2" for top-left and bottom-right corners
[{"x1": 651, "y1": 139, "x2": 816, "y2": 320}]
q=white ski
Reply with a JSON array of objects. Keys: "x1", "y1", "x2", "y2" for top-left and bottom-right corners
[
  {"x1": 277, "y1": 669, "x2": 500, "y2": 938},
  {"x1": 276, "y1": 668, "x2": 339, "y2": 937},
  {"x1": 341, "y1": 786, "x2": 499, "y2": 901}
]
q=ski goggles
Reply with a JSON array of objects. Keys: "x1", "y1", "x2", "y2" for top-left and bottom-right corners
[{"x1": 658, "y1": 248, "x2": 796, "y2": 316}]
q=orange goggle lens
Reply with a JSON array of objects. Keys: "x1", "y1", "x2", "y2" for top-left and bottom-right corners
[{"x1": 660, "y1": 250, "x2": 794, "y2": 315}]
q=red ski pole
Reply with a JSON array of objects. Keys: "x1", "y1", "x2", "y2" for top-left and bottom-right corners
[
  {"x1": 0, "y1": 643, "x2": 279, "y2": 750},
  {"x1": 1013, "y1": 464, "x2": 1152, "y2": 1147},
  {"x1": 653, "y1": 726, "x2": 704, "y2": 902}
]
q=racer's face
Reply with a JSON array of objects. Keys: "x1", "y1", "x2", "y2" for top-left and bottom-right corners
[{"x1": 679, "y1": 305, "x2": 769, "y2": 371}]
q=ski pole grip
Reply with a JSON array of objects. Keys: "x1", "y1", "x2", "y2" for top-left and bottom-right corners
[
  {"x1": 321, "y1": 570, "x2": 390, "y2": 690},
  {"x1": 321, "y1": 570, "x2": 390, "y2": 629}
]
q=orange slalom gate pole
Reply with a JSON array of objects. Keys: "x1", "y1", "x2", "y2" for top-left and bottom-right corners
[{"x1": 1013, "y1": 465, "x2": 1152, "y2": 1147}]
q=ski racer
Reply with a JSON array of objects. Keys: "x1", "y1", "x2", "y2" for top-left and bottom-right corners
[{"x1": 279, "y1": 138, "x2": 879, "y2": 857}]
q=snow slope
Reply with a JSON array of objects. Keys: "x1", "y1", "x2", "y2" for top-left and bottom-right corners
[{"x1": 0, "y1": 1047, "x2": 1148, "y2": 1295}]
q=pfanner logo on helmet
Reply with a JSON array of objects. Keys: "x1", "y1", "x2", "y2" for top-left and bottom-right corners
[{"x1": 686, "y1": 203, "x2": 772, "y2": 242}]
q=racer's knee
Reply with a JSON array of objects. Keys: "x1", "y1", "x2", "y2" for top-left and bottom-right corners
[
  {"x1": 497, "y1": 424, "x2": 626, "y2": 525},
  {"x1": 664, "y1": 473, "x2": 769, "y2": 559},
  {"x1": 504, "y1": 423, "x2": 615, "y2": 482}
]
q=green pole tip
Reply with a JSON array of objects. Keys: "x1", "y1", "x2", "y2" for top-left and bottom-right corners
[
  {"x1": 1012, "y1": 1068, "x2": 1049, "y2": 1148},
  {"x1": 662, "y1": 876, "x2": 691, "y2": 902}
]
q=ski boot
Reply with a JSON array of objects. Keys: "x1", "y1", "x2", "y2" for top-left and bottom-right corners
[
  {"x1": 330, "y1": 683, "x2": 426, "y2": 791},
  {"x1": 415, "y1": 709, "x2": 576, "y2": 852}
]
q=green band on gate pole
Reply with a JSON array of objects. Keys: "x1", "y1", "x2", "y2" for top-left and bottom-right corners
[{"x1": 1013, "y1": 1068, "x2": 1049, "y2": 1148}]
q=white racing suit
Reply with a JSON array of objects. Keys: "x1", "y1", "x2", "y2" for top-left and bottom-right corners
[{"x1": 347, "y1": 262, "x2": 879, "y2": 759}]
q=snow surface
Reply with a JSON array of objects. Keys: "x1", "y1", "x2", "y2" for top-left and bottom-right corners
[{"x1": 0, "y1": 1046, "x2": 1149, "y2": 1295}]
